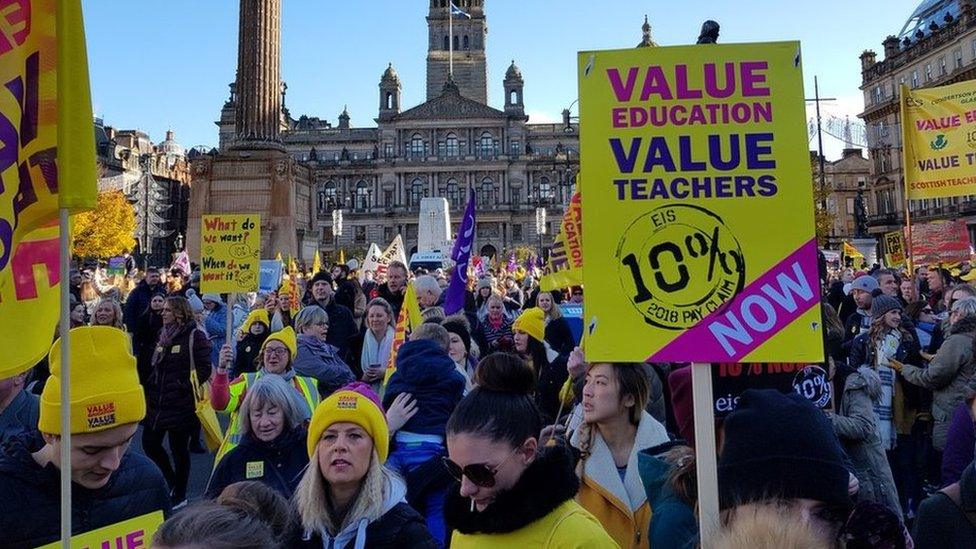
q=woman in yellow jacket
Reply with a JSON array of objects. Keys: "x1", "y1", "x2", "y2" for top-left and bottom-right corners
[
  {"x1": 570, "y1": 362, "x2": 670, "y2": 549},
  {"x1": 443, "y1": 353, "x2": 617, "y2": 548},
  {"x1": 211, "y1": 326, "x2": 320, "y2": 463}
]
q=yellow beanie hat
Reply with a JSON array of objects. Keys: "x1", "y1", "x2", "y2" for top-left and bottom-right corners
[
  {"x1": 241, "y1": 308, "x2": 270, "y2": 335},
  {"x1": 39, "y1": 326, "x2": 146, "y2": 435},
  {"x1": 513, "y1": 307, "x2": 546, "y2": 343},
  {"x1": 307, "y1": 382, "x2": 389, "y2": 462},
  {"x1": 260, "y1": 326, "x2": 298, "y2": 360}
]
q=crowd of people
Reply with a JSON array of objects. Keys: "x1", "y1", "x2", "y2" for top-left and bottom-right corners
[{"x1": 2, "y1": 254, "x2": 976, "y2": 547}]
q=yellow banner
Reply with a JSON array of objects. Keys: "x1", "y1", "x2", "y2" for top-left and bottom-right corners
[
  {"x1": 883, "y1": 230, "x2": 905, "y2": 267},
  {"x1": 38, "y1": 510, "x2": 164, "y2": 549},
  {"x1": 843, "y1": 241, "x2": 864, "y2": 258},
  {"x1": 902, "y1": 81, "x2": 976, "y2": 199},
  {"x1": 579, "y1": 42, "x2": 822, "y2": 363},
  {"x1": 0, "y1": 1, "x2": 98, "y2": 378},
  {"x1": 540, "y1": 185, "x2": 583, "y2": 291},
  {"x1": 200, "y1": 214, "x2": 261, "y2": 293}
]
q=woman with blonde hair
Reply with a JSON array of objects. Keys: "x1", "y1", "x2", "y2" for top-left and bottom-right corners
[
  {"x1": 90, "y1": 297, "x2": 124, "y2": 329},
  {"x1": 290, "y1": 382, "x2": 436, "y2": 548}
]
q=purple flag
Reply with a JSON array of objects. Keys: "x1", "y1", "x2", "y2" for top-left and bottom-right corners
[{"x1": 445, "y1": 187, "x2": 477, "y2": 314}]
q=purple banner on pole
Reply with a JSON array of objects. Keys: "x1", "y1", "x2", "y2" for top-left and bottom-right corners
[{"x1": 445, "y1": 187, "x2": 477, "y2": 315}]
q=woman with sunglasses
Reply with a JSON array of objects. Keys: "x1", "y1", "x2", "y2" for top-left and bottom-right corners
[
  {"x1": 291, "y1": 382, "x2": 437, "y2": 548},
  {"x1": 212, "y1": 327, "x2": 320, "y2": 464},
  {"x1": 293, "y1": 307, "x2": 355, "y2": 399},
  {"x1": 443, "y1": 353, "x2": 615, "y2": 547}
]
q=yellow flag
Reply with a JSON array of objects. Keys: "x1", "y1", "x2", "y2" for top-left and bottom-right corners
[
  {"x1": 339, "y1": 249, "x2": 346, "y2": 265},
  {"x1": 843, "y1": 241, "x2": 864, "y2": 258},
  {"x1": 540, "y1": 184, "x2": 583, "y2": 291},
  {"x1": 312, "y1": 250, "x2": 321, "y2": 273},
  {"x1": 1, "y1": 1, "x2": 98, "y2": 378},
  {"x1": 275, "y1": 251, "x2": 283, "y2": 263},
  {"x1": 381, "y1": 283, "x2": 423, "y2": 393},
  {"x1": 288, "y1": 254, "x2": 297, "y2": 275}
]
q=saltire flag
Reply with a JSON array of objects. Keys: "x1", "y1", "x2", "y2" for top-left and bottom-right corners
[
  {"x1": 1, "y1": 0, "x2": 98, "y2": 378},
  {"x1": 450, "y1": 1, "x2": 471, "y2": 19},
  {"x1": 444, "y1": 186, "x2": 476, "y2": 314},
  {"x1": 506, "y1": 251, "x2": 517, "y2": 273}
]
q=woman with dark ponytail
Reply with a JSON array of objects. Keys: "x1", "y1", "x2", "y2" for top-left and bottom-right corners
[{"x1": 443, "y1": 353, "x2": 615, "y2": 547}]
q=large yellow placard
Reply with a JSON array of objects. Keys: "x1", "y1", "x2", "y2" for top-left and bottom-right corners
[
  {"x1": 579, "y1": 42, "x2": 822, "y2": 363},
  {"x1": 901, "y1": 81, "x2": 976, "y2": 199},
  {"x1": 200, "y1": 213, "x2": 261, "y2": 293},
  {"x1": 38, "y1": 511, "x2": 163, "y2": 548}
]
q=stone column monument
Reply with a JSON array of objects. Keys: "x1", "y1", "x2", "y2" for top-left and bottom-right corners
[{"x1": 187, "y1": 0, "x2": 313, "y2": 261}]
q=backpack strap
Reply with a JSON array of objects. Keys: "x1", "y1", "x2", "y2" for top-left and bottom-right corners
[{"x1": 940, "y1": 482, "x2": 976, "y2": 530}]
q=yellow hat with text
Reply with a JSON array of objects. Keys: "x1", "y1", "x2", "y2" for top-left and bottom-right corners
[
  {"x1": 39, "y1": 326, "x2": 146, "y2": 434},
  {"x1": 307, "y1": 382, "x2": 389, "y2": 462}
]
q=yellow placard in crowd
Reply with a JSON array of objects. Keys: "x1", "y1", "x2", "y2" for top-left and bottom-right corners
[
  {"x1": 884, "y1": 230, "x2": 906, "y2": 267},
  {"x1": 37, "y1": 510, "x2": 164, "y2": 548},
  {"x1": 540, "y1": 184, "x2": 583, "y2": 291},
  {"x1": 579, "y1": 42, "x2": 822, "y2": 363},
  {"x1": 901, "y1": 81, "x2": 976, "y2": 199},
  {"x1": 200, "y1": 213, "x2": 261, "y2": 293}
]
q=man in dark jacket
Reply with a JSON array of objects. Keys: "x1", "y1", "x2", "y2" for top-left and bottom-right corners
[
  {"x1": 0, "y1": 327, "x2": 171, "y2": 548},
  {"x1": 373, "y1": 260, "x2": 408, "y2": 318},
  {"x1": 841, "y1": 275, "x2": 878, "y2": 360},
  {"x1": 913, "y1": 461, "x2": 976, "y2": 548},
  {"x1": 123, "y1": 268, "x2": 163, "y2": 331},
  {"x1": 0, "y1": 370, "x2": 38, "y2": 446},
  {"x1": 306, "y1": 271, "x2": 357, "y2": 360}
]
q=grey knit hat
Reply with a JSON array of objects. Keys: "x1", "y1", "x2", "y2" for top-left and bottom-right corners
[{"x1": 870, "y1": 295, "x2": 902, "y2": 319}]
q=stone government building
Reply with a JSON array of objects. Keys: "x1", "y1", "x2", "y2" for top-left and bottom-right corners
[{"x1": 190, "y1": 0, "x2": 590, "y2": 260}]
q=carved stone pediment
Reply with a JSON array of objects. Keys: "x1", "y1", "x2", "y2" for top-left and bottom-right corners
[{"x1": 394, "y1": 84, "x2": 506, "y2": 121}]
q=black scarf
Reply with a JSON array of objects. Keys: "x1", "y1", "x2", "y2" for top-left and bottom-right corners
[{"x1": 444, "y1": 443, "x2": 580, "y2": 535}]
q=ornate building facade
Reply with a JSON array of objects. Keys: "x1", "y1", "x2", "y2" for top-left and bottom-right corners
[
  {"x1": 858, "y1": 0, "x2": 976, "y2": 250},
  {"x1": 195, "y1": 0, "x2": 584, "y2": 260},
  {"x1": 96, "y1": 121, "x2": 192, "y2": 267}
]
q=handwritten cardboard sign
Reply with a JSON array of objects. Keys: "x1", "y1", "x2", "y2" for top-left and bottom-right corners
[{"x1": 200, "y1": 214, "x2": 260, "y2": 293}]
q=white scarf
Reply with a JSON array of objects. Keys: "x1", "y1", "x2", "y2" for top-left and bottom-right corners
[
  {"x1": 874, "y1": 331, "x2": 899, "y2": 451},
  {"x1": 361, "y1": 325, "x2": 395, "y2": 374}
]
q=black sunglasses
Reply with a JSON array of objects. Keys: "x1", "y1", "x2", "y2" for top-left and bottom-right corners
[{"x1": 442, "y1": 445, "x2": 522, "y2": 488}]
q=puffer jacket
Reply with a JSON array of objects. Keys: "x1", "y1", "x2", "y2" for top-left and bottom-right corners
[
  {"x1": 293, "y1": 333, "x2": 355, "y2": 398},
  {"x1": 829, "y1": 367, "x2": 902, "y2": 516},
  {"x1": 143, "y1": 323, "x2": 213, "y2": 431},
  {"x1": 204, "y1": 301, "x2": 228, "y2": 367},
  {"x1": 0, "y1": 431, "x2": 172, "y2": 548},
  {"x1": 900, "y1": 315, "x2": 976, "y2": 450},
  {"x1": 383, "y1": 339, "x2": 466, "y2": 437},
  {"x1": 571, "y1": 411, "x2": 670, "y2": 549},
  {"x1": 205, "y1": 425, "x2": 308, "y2": 499},
  {"x1": 637, "y1": 443, "x2": 698, "y2": 549}
]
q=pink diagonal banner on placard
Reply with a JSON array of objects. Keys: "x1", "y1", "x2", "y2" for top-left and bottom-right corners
[{"x1": 648, "y1": 238, "x2": 821, "y2": 363}]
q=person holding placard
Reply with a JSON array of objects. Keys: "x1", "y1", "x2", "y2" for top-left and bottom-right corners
[{"x1": 0, "y1": 327, "x2": 171, "y2": 547}]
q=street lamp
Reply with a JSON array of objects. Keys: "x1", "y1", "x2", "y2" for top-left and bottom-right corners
[
  {"x1": 535, "y1": 206, "x2": 547, "y2": 253},
  {"x1": 331, "y1": 207, "x2": 344, "y2": 262}
]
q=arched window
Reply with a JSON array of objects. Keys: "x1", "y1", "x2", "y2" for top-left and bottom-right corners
[
  {"x1": 385, "y1": 92, "x2": 393, "y2": 110},
  {"x1": 453, "y1": 35, "x2": 460, "y2": 50},
  {"x1": 477, "y1": 131, "x2": 494, "y2": 158},
  {"x1": 509, "y1": 90, "x2": 518, "y2": 104},
  {"x1": 410, "y1": 178, "x2": 425, "y2": 207},
  {"x1": 446, "y1": 132, "x2": 459, "y2": 157},
  {"x1": 356, "y1": 180, "x2": 369, "y2": 210},
  {"x1": 408, "y1": 133, "x2": 425, "y2": 158},
  {"x1": 463, "y1": 35, "x2": 470, "y2": 50},
  {"x1": 479, "y1": 177, "x2": 495, "y2": 206},
  {"x1": 323, "y1": 181, "x2": 337, "y2": 210},
  {"x1": 446, "y1": 178, "x2": 460, "y2": 207},
  {"x1": 539, "y1": 176, "x2": 552, "y2": 204},
  {"x1": 443, "y1": 35, "x2": 449, "y2": 50}
]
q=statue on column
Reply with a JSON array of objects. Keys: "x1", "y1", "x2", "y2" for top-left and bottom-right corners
[{"x1": 697, "y1": 21, "x2": 721, "y2": 44}]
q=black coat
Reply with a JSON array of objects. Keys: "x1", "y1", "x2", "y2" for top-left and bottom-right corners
[
  {"x1": 373, "y1": 283, "x2": 405, "y2": 319},
  {"x1": 131, "y1": 309, "x2": 163, "y2": 385},
  {"x1": 536, "y1": 352, "x2": 570, "y2": 423},
  {"x1": 205, "y1": 426, "x2": 308, "y2": 500},
  {"x1": 290, "y1": 501, "x2": 437, "y2": 548},
  {"x1": 123, "y1": 280, "x2": 162, "y2": 332},
  {"x1": 308, "y1": 300, "x2": 358, "y2": 360},
  {"x1": 234, "y1": 331, "x2": 268, "y2": 377},
  {"x1": 913, "y1": 463, "x2": 976, "y2": 548},
  {"x1": 143, "y1": 322, "x2": 212, "y2": 431},
  {"x1": 0, "y1": 431, "x2": 172, "y2": 549}
]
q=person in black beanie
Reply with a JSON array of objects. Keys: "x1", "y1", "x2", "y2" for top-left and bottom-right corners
[
  {"x1": 304, "y1": 270, "x2": 357, "y2": 360},
  {"x1": 718, "y1": 389, "x2": 853, "y2": 546}
]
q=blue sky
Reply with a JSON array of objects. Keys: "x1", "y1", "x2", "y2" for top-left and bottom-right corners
[{"x1": 83, "y1": 0, "x2": 921, "y2": 159}]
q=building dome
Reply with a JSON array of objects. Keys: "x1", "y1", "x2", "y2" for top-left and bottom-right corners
[
  {"x1": 381, "y1": 63, "x2": 400, "y2": 83},
  {"x1": 158, "y1": 129, "x2": 184, "y2": 157},
  {"x1": 505, "y1": 60, "x2": 522, "y2": 80},
  {"x1": 898, "y1": 0, "x2": 959, "y2": 40}
]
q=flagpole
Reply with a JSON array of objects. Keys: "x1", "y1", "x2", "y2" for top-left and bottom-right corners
[
  {"x1": 59, "y1": 208, "x2": 72, "y2": 547},
  {"x1": 899, "y1": 84, "x2": 915, "y2": 274},
  {"x1": 448, "y1": 2, "x2": 454, "y2": 78}
]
